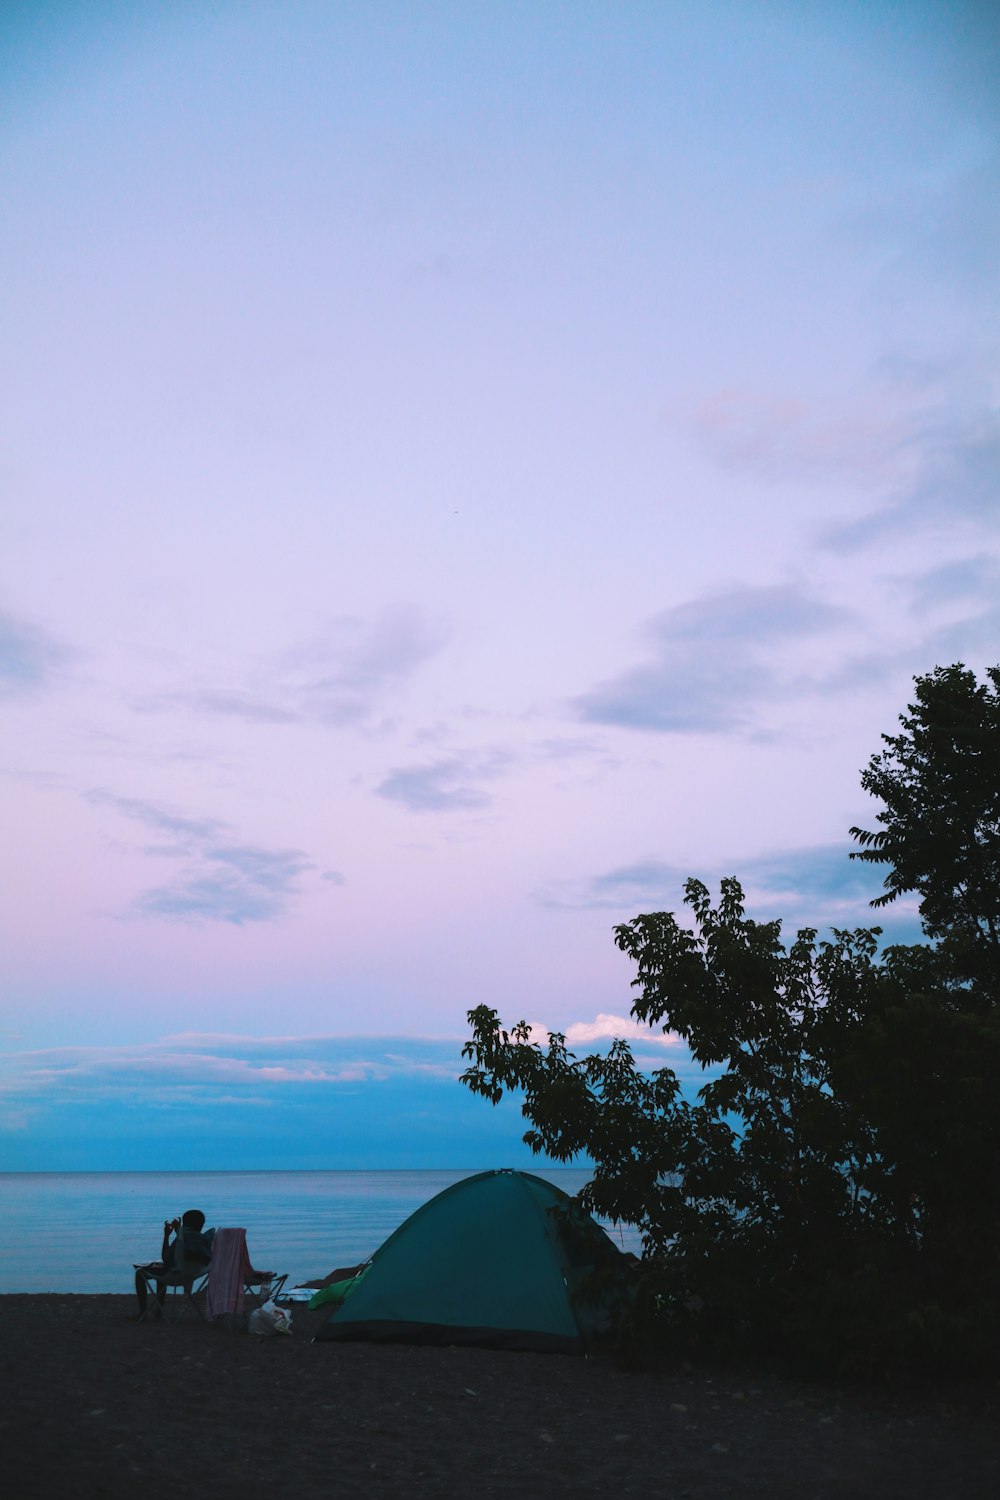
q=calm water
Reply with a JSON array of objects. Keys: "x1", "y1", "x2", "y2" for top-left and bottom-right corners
[{"x1": 0, "y1": 1169, "x2": 640, "y2": 1293}]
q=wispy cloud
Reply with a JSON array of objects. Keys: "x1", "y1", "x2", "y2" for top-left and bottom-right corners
[
  {"x1": 739, "y1": 844, "x2": 895, "y2": 915},
  {"x1": 0, "y1": 1033, "x2": 465, "y2": 1109},
  {"x1": 529, "y1": 735, "x2": 611, "y2": 762},
  {"x1": 0, "y1": 1028, "x2": 688, "y2": 1170},
  {"x1": 537, "y1": 843, "x2": 907, "y2": 933},
  {"x1": 923, "y1": 609, "x2": 1000, "y2": 671},
  {"x1": 376, "y1": 750, "x2": 512, "y2": 812},
  {"x1": 681, "y1": 111, "x2": 1000, "y2": 558},
  {"x1": 536, "y1": 858, "x2": 686, "y2": 912},
  {"x1": 573, "y1": 585, "x2": 850, "y2": 734},
  {"x1": 177, "y1": 690, "x2": 300, "y2": 725},
  {"x1": 85, "y1": 790, "x2": 316, "y2": 924},
  {"x1": 0, "y1": 609, "x2": 74, "y2": 696},
  {"x1": 905, "y1": 552, "x2": 1000, "y2": 613},
  {"x1": 295, "y1": 606, "x2": 450, "y2": 724},
  {"x1": 0, "y1": 1022, "x2": 698, "y2": 1118},
  {"x1": 156, "y1": 605, "x2": 449, "y2": 729},
  {"x1": 825, "y1": 397, "x2": 1000, "y2": 550},
  {"x1": 134, "y1": 849, "x2": 314, "y2": 925},
  {"x1": 897, "y1": 551, "x2": 1000, "y2": 668},
  {"x1": 690, "y1": 389, "x2": 903, "y2": 489},
  {"x1": 691, "y1": 356, "x2": 1000, "y2": 556},
  {"x1": 85, "y1": 790, "x2": 224, "y2": 846}
]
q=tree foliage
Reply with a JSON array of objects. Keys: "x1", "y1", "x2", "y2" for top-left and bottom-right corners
[
  {"x1": 850, "y1": 662, "x2": 1000, "y2": 987},
  {"x1": 461, "y1": 665, "x2": 1000, "y2": 1374}
]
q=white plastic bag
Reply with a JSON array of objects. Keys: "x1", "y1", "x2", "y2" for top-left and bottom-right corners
[{"x1": 248, "y1": 1299, "x2": 292, "y2": 1336}]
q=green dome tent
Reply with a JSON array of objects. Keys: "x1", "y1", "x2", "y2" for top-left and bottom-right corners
[{"x1": 314, "y1": 1169, "x2": 625, "y2": 1354}]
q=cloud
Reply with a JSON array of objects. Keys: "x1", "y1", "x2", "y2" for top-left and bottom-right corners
[
  {"x1": 564, "y1": 1013, "x2": 681, "y2": 1048},
  {"x1": 310, "y1": 606, "x2": 448, "y2": 696},
  {"x1": 692, "y1": 336, "x2": 1000, "y2": 555},
  {"x1": 906, "y1": 552, "x2": 1000, "y2": 612},
  {"x1": 85, "y1": 790, "x2": 224, "y2": 847},
  {"x1": 0, "y1": 1033, "x2": 478, "y2": 1169},
  {"x1": 177, "y1": 690, "x2": 300, "y2": 725},
  {"x1": 530, "y1": 735, "x2": 608, "y2": 761},
  {"x1": 135, "y1": 851, "x2": 313, "y2": 925},
  {"x1": 536, "y1": 858, "x2": 686, "y2": 912},
  {"x1": 573, "y1": 585, "x2": 850, "y2": 734},
  {"x1": 376, "y1": 750, "x2": 511, "y2": 812},
  {"x1": 286, "y1": 605, "x2": 451, "y2": 727},
  {"x1": 826, "y1": 398, "x2": 1000, "y2": 550},
  {"x1": 0, "y1": 1024, "x2": 728, "y2": 1176},
  {"x1": 501, "y1": 1016, "x2": 704, "y2": 1091},
  {"x1": 690, "y1": 390, "x2": 902, "y2": 489},
  {"x1": 0, "y1": 1033, "x2": 468, "y2": 1108},
  {"x1": 85, "y1": 789, "x2": 315, "y2": 924},
  {"x1": 0, "y1": 1030, "x2": 623, "y2": 1172},
  {"x1": 161, "y1": 605, "x2": 450, "y2": 729},
  {"x1": 800, "y1": 649, "x2": 902, "y2": 696},
  {"x1": 896, "y1": 551, "x2": 1000, "y2": 667},
  {"x1": 537, "y1": 843, "x2": 912, "y2": 935},
  {"x1": 738, "y1": 844, "x2": 893, "y2": 914},
  {"x1": 0, "y1": 609, "x2": 73, "y2": 696}
]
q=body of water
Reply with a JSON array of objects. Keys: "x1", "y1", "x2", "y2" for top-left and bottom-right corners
[{"x1": 0, "y1": 1169, "x2": 640, "y2": 1293}]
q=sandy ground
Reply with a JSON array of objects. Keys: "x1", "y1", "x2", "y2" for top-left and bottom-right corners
[{"x1": 0, "y1": 1295, "x2": 997, "y2": 1499}]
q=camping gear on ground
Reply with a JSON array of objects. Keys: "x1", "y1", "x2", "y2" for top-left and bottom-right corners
[
  {"x1": 308, "y1": 1266, "x2": 369, "y2": 1310},
  {"x1": 314, "y1": 1169, "x2": 624, "y2": 1354},
  {"x1": 248, "y1": 1299, "x2": 293, "y2": 1336},
  {"x1": 204, "y1": 1228, "x2": 287, "y2": 1326}
]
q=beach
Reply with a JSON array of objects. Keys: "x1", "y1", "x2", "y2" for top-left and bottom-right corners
[{"x1": 1, "y1": 1296, "x2": 996, "y2": 1499}]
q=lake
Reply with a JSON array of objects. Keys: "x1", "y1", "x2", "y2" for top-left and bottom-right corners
[{"x1": 0, "y1": 1168, "x2": 641, "y2": 1293}]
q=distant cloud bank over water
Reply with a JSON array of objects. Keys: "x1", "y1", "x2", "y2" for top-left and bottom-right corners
[{"x1": 0, "y1": 1026, "x2": 716, "y2": 1172}]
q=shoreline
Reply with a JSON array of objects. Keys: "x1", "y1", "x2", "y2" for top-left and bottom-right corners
[{"x1": 1, "y1": 1295, "x2": 997, "y2": 1499}]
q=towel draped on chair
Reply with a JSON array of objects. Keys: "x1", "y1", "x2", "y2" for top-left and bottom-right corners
[{"x1": 204, "y1": 1228, "x2": 264, "y2": 1320}]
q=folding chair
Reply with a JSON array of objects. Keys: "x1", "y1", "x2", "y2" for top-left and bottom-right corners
[
  {"x1": 204, "y1": 1228, "x2": 286, "y2": 1327},
  {"x1": 134, "y1": 1231, "x2": 211, "y2": 1323}
]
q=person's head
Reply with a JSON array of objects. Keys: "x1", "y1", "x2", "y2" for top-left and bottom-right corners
[{"x1": 181, "y1": 1209, "x2": 206, "y2": 1231}]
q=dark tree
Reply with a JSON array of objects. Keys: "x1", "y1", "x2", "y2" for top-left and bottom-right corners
[
  {"x1": 461, "y1": 665, "x2": 1000, "y2": 1373},
  {"x1": 850, "y1": 663, "x2": 1000, "y2": 984},
  {"x1": 845, "y1": 663, "x2": 1000, "y2": 1307}
]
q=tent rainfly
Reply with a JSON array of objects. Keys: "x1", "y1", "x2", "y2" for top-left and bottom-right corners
[{"x1": 314, "y1": 1169, "x2": 625, "y2": 1354}]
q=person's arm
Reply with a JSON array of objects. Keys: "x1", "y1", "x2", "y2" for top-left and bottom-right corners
[{"x1": 161, "y1": 1218, "x2": 178, "y2": 1260}]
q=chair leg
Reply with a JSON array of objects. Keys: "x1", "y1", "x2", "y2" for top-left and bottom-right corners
[
  {"x1": 158, "y1": 1280, "x2": 207, "y2": 1324},
  {"x1": 159, "y1": 1287, "x2": 181, "y2": 1324},
  {"x1": 134, "y1": 1271, "x2": 163, "y2": 1322},
  {"x1": 186, "y1": 1285, "x2": 208, "y2": 1321}
]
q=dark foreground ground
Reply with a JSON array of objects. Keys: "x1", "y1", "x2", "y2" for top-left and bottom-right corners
[{"x1": 0, "y1": 1296, "x2": 997, "y2": 1499}]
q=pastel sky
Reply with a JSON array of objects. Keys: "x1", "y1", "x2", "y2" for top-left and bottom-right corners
[{"x1": 2, "y1": 1, "x2": 998, "y2": 1169}]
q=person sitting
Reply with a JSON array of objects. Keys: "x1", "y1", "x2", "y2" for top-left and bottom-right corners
[{"x1": 133, "y1": 1208, "x2": 215, "y2": 1319}]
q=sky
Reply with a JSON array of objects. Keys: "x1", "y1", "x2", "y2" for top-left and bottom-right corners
[{"x1": 1, "y1": 0, "x2": 998, "y2": 1169}]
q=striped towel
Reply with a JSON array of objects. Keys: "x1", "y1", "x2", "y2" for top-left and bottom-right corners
[{"x1": 204, "y1": 1228, "x2": 252, "y2": 1321}]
